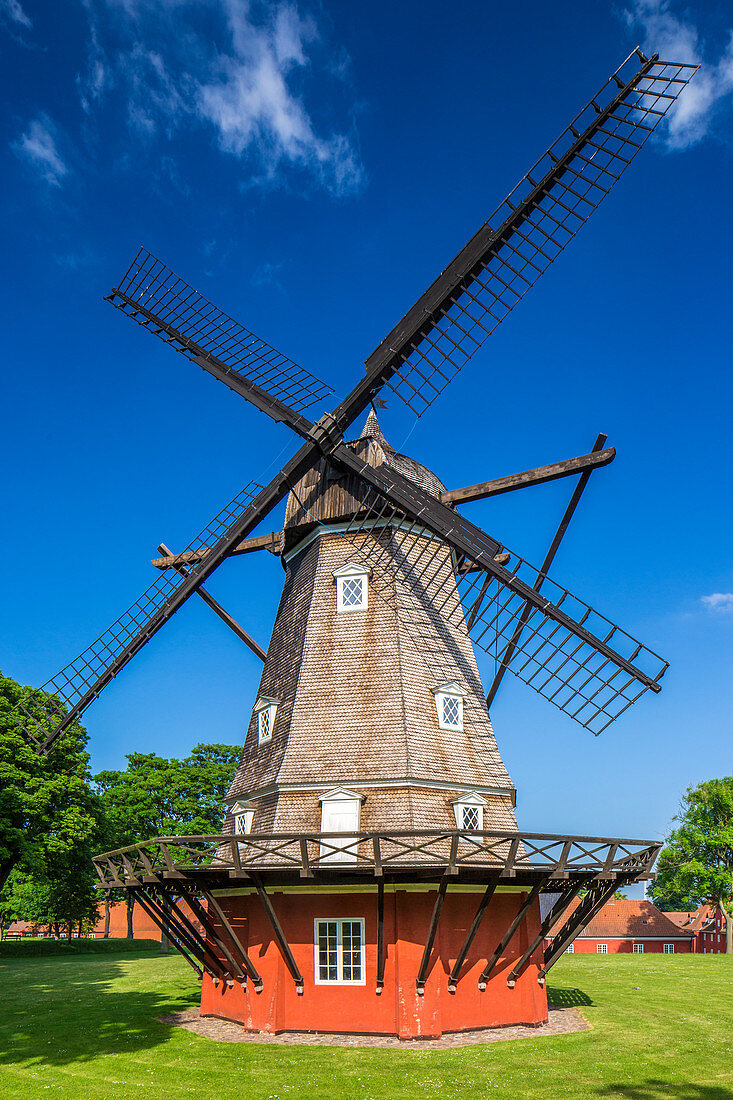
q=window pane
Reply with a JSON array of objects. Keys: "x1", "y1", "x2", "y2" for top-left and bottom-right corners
[
  {"x1": 317, "y1": 921, "x2": 338, "y2": 981},
  {"x1": 342, "y1": 920, "x2": 362, "y2": 981},
  {"x1": 462, "y1": 805, "x2": 480, "y2": 830},
  {"x1": 341, "y1": 576, "x2": 364, "y2": 608},
  {"x1": 442, "y1": 695, "x2": 461, "y2": 727}
]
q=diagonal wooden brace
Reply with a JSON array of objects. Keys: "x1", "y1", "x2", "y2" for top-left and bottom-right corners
[
  {"x1": 478, "y1": 879, "x2": 545, "y2": 990},
  {"x1": 253, "y1": 878, "x2": 304, "y2": 993},
  {"x1": 416, "y1": 878, "x2": 449, "y2": 994},
  {"x1": 158, "y1": 542, "x2": 266, "y2": 662},
  {"x1": 506, "y1": 880, "x2": 583, "y2": 987},
  {"x1": 448, "y1": 877, "x2": 498, "y2": 993}
]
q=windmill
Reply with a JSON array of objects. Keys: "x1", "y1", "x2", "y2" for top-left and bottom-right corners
[{"x1": 19, "y1": 50, "x2": 697, "y2": 1037}]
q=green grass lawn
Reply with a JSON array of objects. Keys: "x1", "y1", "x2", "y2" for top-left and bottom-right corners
[{"x1": 0, "y1": 951, "x2": 731, "y2": 1099}]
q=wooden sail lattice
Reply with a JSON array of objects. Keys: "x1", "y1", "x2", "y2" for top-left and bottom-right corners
[
  {"x1": 107, "y1": 248, "x2": 333, "y2": 414},
  {"x1": 14, "y1": 481, "x2": 263, "y2": 747},
  {"x1": 369, "y1": 52, "x2": 698, "y2": 416},
  {"x1": 336, "y1": 479, "x2": 667, "y2": 734}
]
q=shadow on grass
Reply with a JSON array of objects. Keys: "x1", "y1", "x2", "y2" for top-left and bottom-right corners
[
  {"x1": 547, "y1": 985, "x2": 594, "y2": 1007},
  {"x1": 0, "y1": 951, "x2": 199, "y2": 1069},
  {"x1": 596, "y1": 1083, "x2": 733, "y2": 1099}
]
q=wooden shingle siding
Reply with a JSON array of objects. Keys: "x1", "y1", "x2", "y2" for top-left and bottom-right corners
[{"x1": 225, "y1": 414, "x2": 517, "y2": 837}]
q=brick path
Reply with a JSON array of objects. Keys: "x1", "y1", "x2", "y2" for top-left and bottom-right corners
[{"x1": 158, "y1": 1006, "x2": 588, "y2": 1048}]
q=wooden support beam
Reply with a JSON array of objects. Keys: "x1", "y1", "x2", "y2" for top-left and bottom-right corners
[
  {"x1": 132, "y1": 890, "x2": 203, "y2": 978},
  {"x1": 478, "y1": 880, "x2": 545, "y2": 990},
  {"x1": 506, "y1": 881, "x2": 582, "y2": 986},
  {"x1": 253, "y1": 878, "x2": 304, "y2": 993},
  {"x1": 441, "y1": 445, "x2": 615, "y2": 505},
  {"x1": 376, "y1": 880, "x2": 385, "y2": 993},
  {"x1": 416, "y1": 878, "x2": 448, "y2": 993},
  {"x1": 202, "y1": 890, "x2": 264, "y2": 991},
  {"x1": 157, "y1": 543, "x2": 267, "y2": 663},
  {"x1": 154, "y1": 888, "x2": 229, "y2": 980},
  {"x1": 152, "y1": 531, "x2": 281, "y2": 570},
  {"x1": 448, "y1": 878, "x2": 498, "y2": 992},
  {"x1": 541, "y1": 879, "x2": 625, "y2": 975},
  {"x1": 486, "y1": 434, "x2": 608, "y2": 710},
  {"x1": 134, "y1": 889, "x2": 213, "y2": 976},
  {"x1": 183, "y1": 892, "x2": 248, "y2": 985}
]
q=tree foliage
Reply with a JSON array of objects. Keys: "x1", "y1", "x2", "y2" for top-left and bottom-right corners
[
  {"x1": 653, "y1": 776, "x2": 733, "y2": 953},
  {"x1": 94, "y1": 744, "x2": 240, "y2": 841},
  {"x1": 0, "y1": 672, "x2": 103, "y2": 932}
]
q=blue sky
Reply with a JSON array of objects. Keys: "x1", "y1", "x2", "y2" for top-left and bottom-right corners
[{"x1": 2, "y1": 1, "x2": 732, "y2": 870}]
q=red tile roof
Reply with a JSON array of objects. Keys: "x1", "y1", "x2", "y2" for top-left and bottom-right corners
[
  {"x1": 548, "y1": 898, "x2": 695, "y2": 940},
  {"x1": 666, "y1": 905, "x2": 716, "y2": 932}
]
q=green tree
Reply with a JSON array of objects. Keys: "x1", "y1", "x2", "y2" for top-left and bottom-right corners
[
  {"x1": 0, "y1": 674, "x2": 101, "y2": 912},
  {"x1": 653, "y1": 777, "x2": 733, "y2": 953},
  {"x1": 94, "y1": 743, "x2": 239, "y2": 938}
]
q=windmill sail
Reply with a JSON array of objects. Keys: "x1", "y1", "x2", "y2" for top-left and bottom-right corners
[
  {"x1": 107, "y1": 248, "x2": 333, "y2": 416},
  {"x1": 330, "y1": 453, "x2": 667, "y2": 734},
  {"x1": 363, "y1": 49, "x2": 698, "y2": 416},
  {"x1": 16, "y1": 480, "x2": 264, "y2": 750}
]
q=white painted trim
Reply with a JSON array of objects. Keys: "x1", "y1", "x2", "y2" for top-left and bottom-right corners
[
  {"x1": 576, "y1": 935, "x2": 692, "y2": 942},
  {"x1": 224, "y1": 777, "x2": 515, "y2": 806},
  {"x1": 314, "y1": 917, "x2": 366, "y2": 986}
]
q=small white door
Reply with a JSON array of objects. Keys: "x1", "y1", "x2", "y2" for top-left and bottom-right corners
[{"x1": 320, "y1": 799, "x2": 360, "y2": 864}]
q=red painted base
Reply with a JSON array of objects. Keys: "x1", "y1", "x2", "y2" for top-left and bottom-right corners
[{"x1": 199, "y1": 887, "x2": 547, "y2": 1039}]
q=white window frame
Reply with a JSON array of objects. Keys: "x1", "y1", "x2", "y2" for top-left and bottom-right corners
[
  {"x1": 565, "y1": 943, "x2": 574, "y2": 954},
  {"x1": 319, "y1": 788, "x2": 363, "y2": 864},
  {"x1": 597, "y1": 943, "x2": 607, "y2": 954},
  {"x1": 432, "y1": 681, "x2": 466, "y2": 732},
  {"x1": 314, "y1": 917, "x2": 366, "y2": 985},
  {"x1": 230, "y1": 800, "x2": 255, "y2": 836},
  {"x1": 633, "y1": 943, "x2": 644, "y2": 954},
  {"x1": 253, "y1": 696, "x2": 278, "y2": 744},
  {"x1": 451, "y1": 792, "x2": 487, "y2": 832},
  {"x1": 663, "y1": 943, "x2": 674, "y2": 954},
  {"x1": 333, "y1": 563, "x2": 370, "y2": 613}
]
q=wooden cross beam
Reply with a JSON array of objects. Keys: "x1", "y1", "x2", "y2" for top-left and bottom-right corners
[
  {"x1": 541, "y1": 879, "x2": 627, "y2": 976},
  {"x1": 441, "y1": 445, "x2": 615, "y2": 506},
  {"x1": 486, "y1": 433, "x2": 609, "y2": 709},
  {"x1": 376, "y1": 880, "x2": 386, "y2": 993},
  {"x1": 157, "y1": 543, "x2": 267, "y2": 663},
  {"x1": 152, "y1": 530, "x2": 282, "y2": 570},
  {"x1": 131, "y1": 890, "x2": 203, "y2": 978}
]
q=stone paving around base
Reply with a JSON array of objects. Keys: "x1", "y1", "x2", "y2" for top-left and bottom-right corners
[{"x1": 158, "y1": 1006, "x2": 589, "y2": 1048}]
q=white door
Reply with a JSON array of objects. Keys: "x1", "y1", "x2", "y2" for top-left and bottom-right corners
[{"x1": 320, "y1": 799, "x2": 360, "y2": 864}]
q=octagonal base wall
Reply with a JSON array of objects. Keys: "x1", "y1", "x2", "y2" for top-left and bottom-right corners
[{"x1": 199, "y1": 886, "x2": 547, "y2": 1039}]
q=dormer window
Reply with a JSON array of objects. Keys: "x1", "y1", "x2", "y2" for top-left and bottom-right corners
[
  {"x1": 253, "y1": 696, "x2": 278, "y2": 744},
  {"x1": 432, "y1": 682, "x2": 466, "y2": 731},
  {"x1": 319, "y1": 787, "x2": 364, "y2": 863},
  {"x1": 333, "y1": 562, "x2": 370, "y2": 612},
  {"x1": 451, "y1": 792, "x2": 487, "y2": 832},
  {"x1": 230, "y1": 799, "x2": 255, "y2": 836}
]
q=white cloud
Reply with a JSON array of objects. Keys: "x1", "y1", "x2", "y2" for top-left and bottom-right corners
[
  {"x1": 77, "y1": 0, "x2": 364, "y2": 196},
  {"x1": 701, "y1": 593, "x2": 733, "y2": 613},
  {"x1": 11, "y1": 117, "x2": 69, "y2": 187},
  {"x1": 1, "y1": 0, "x2": 32, "y2": 29},
  {"x1": 624, "y1": 0, "x2": 733, "y2": 149}
]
